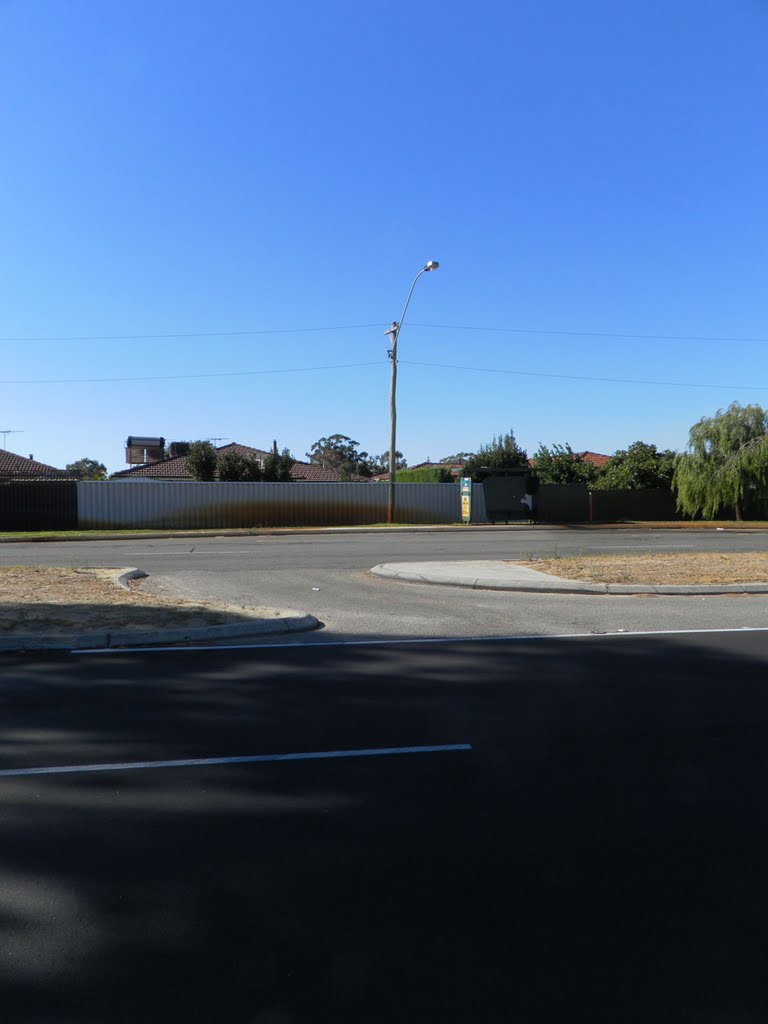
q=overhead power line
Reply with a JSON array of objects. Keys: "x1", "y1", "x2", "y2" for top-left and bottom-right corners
[
  {"x1": 0, "y1": 360, "x2": 383, "y2": 385},
  {"x1": 411, "y1": 323, "x2": 768, "y2": 344},
  {"x1": 0, "y1": 356, "x2": 765, "y2": 391},
  {"x1": 1, "y1": 321, "x2": 767, "y2": 344},
  {"x1": 0, "y1": 324, "x2": 383, "y2": 342},
  {"x1": 400, "y1": 360, "x2": 768, "y2": 392}
]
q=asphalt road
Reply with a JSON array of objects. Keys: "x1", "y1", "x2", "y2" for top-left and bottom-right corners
[
  {"x1": 3, "y1": 632, "x2": 768, "y2": 1022},
  {"x1": 4, "y1": 526, "x2": 768, "y2": 574},
  {"x1": 4, "y1": 528, "x2": 768, "y2": 641}
]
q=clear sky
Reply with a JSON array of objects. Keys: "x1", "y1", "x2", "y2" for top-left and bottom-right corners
[{"x1": 1, "y1": 0, "x2": 766, "y2": 473}]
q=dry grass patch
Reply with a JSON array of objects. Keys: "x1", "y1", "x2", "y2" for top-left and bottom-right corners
[
  {"x1": 0, "y1": 566, "x2": 280, "y2": 634},
  {"x1": 523, "y1": 552, "x2": 768, "y2": 585}
]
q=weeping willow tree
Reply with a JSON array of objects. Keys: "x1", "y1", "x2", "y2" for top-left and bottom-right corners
[{"x1": 673, "y1": 403, "x2": 768, "y2": 520}]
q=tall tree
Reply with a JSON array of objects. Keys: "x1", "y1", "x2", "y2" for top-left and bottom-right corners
[
  {"x1": 439, "y1": 452, "x2": 475, "y2": 465},
  {"x1": 367, "y1": 450, "x2": 407, "y2": 474},
  {"x1": 462, "y1": 430, "x2": 528, "y2": 481},
  {"x1": 186, "y1": 441, "x2": 218, "y2": 482},
  {"x1": 532, "y1": 443, "x2": 598, "y2": 486},
  {"x1": 66, "y1": 457, "x2": 107, "y2": 480},
  {"x1": 674, "y1": 402, "x2": 768, "y2": 520},
  {"x1": 306, "y1": 434, "x2": 371, "y2": 477},
  {"x1": 593, "y1": 441, "x2": 675, "y2": 491}
]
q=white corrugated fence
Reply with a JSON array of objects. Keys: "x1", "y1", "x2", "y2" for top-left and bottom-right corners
[{"x1": 78, "y1": 481, "x2": 469, "y2": 529}]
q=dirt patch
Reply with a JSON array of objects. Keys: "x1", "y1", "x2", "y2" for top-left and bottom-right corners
[
  {"x1": 520, "y1": 552, "x2": 768, "y2": 585},
  {"x1": 0, "y1": 566, "x2": 285, "y2": 635}
]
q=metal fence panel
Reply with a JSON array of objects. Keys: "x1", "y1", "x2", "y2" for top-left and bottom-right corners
[
  {"x1": 0, "y1": 481, "x2": 78, "y2": 530},
  {"x1": 78, "y1": 481, "x2": 462, "y2": 529},
  {"x1": 536, "y1": 485, "x2": 590, "y2": 523},
  {"x1": 591, "y1": 488, "x2": 678, "y2": 522},
  {"x1": 470, "y1": 483, "x2": 487, "y2": 523}
]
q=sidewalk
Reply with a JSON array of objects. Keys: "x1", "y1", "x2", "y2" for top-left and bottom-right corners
[{"x1": 370, "y1": 560, "x2": 768, "y2": 596}]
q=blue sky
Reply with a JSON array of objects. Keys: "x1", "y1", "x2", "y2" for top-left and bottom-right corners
[{"x1": 1, "y1": 0, "x2": 767, "y2": 473}]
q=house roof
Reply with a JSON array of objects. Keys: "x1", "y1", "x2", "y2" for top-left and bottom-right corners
[
  {"x1": 110, "y1": 442, "x2": 346, "y2": 482},
  {"x1": 577, "y1": 451, "x2": 612, "y2": 468},
  {"x1": 0, "y1": 449, "x2": 72, "y2": 480},
  {"x1": 528, "y1": 450, "x2": 612, "y2": 469}
]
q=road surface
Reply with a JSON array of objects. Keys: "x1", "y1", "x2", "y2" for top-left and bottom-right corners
[
  {"x1": 2, "y1": 633, "x2": 768, "y2": 1022},
  {"x1": 3, "y1": 528, "x2": 768, "y2": 641}
]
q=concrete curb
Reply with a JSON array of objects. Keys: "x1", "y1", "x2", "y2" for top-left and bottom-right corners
[
  {"x1": 114, "y1": 568, "x2": 149, "y2": 590},
  {"x1": 0, "y1": 525, "x2": 528, "y2": 543},
  {"x1": 0, "y1": 566, "x2": 319, "y2": 652},
  {"x1": 369, "y1": 564, "x2": 768, "y2": 596},
  {"x1": 3, "y1": 524, "x2": 766, "y2": 544},
  {"x1": 0, "y1": 613, "x2": 320, "y2": 652}
]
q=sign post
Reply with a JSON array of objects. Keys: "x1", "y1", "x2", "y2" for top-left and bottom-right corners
[{"x1": 460, "y1": 477, "x2": 472, "y2": 523}]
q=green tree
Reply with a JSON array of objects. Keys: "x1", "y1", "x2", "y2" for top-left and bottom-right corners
[
  {"x1": 66, "y1": 457, "x2": 107, "y2": 480},
  {"x1": 218, "y1": 450, "x2": 262, "y2": 482},
  {"x1": 674, "y1": 402, "x2": 768, "y2": 520},
  {"x1": 439, "y1": 452, "x2": 475, "y2": 464},
  {"x1": 306, "y1": 434, "x2": 376, "y2": 477},
  {"x1": 462, "y1": 430, "x2": 528, "y2": 481},
  {"x1": 186, "y1": 441, "x2": 218, "y2": 482},
  {"x1": 367, "y1": 450, "x2": 407, "y2": 475},
  {"x1": 262, "y1": 448, "x2": 295, "y2": 482},
  {"x1": 593, "y1": 441, "x2": 675, "y2": 491},
  {"x1": 532, "y1": 443, "x2": 598, "y2": 486}
]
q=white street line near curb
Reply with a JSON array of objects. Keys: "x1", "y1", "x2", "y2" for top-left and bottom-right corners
[
  {"x1": 73, "y1": 626, "x2": 768, "y2": 655},
  {"x1": 0, "y1": 743, "x2": 473, "y2": 778}
]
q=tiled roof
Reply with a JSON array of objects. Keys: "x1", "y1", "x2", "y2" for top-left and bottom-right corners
[
  {"x1": 111, "y1": 443, "x2": 345, "y2": 482},
  {"x1": 577, "y1": 451, "x2": 612, "y2": 468},
  {"x1": 288, "y1": 463, "x2": 350, "y2": 482},
  {"x1": 528, "y1": 450, "x2": 612, "y2": 469},
  {"x1": 0, "y1": 449, "x2": 72, "y2": 479}
]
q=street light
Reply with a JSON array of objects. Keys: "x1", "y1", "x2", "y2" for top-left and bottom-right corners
[{"x1": 385, "y1": 260, "x2": 440, "y2": 524}]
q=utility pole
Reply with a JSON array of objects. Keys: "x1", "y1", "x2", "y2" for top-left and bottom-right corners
[
  {"x1": 385, "y1": 321, "x2": 400, "y2": 521},
  {"x1": 385, "y1": 262, "x2": 440, "y2": 523}
]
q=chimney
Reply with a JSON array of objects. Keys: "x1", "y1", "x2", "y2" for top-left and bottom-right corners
[
  {"x1": 28, "y1": 454, "x2": 33, "y2": 460},
  {"x1": 273, "y1": 439, "x2": 278, "y2": 455}
]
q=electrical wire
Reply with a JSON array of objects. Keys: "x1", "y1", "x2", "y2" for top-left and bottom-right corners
[
  {"x1": 410, "y1": 322, "x2": 768, "y2": 344},
  {"x1": 0, "y1": 324, "x2": 383, "y2": 342},
  {"x1": 0, "y1": 355, "x2": 764, "y2": 391},
  {"x1": 0, "y1": 360, "x2": 383, "y2": 385},
  {"x1": 400, "y1": 359, "x2": 768, "y2": 392},
  {"x1": 1, "y1": 321, "x2": 767, "y2": 344}
]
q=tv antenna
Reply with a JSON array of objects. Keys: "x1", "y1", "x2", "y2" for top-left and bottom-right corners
[
  {"x1": 0, "y1": 429, "x2": 22, "y2": 449},
  {"x1": 206, "y1": 437, "x2": 228, "y2": 445}
]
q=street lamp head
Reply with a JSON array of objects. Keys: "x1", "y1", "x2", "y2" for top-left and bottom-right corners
[{"x1": 424, "y1": 260, "x2": 440, "y2": 272}]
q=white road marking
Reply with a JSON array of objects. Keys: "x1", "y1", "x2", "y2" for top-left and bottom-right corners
[
  {"x1": 0, "y1": 743, "x2": 472, "y2": 779},
  {"x1": 73, "y1": 626, "x2": 768, "y2": 655}
]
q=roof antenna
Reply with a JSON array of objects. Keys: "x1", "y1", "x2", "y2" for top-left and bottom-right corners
[{"x1": 0, "y1": 429, "x2": 23, "y2": 449}]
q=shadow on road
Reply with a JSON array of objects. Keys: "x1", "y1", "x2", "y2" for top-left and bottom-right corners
[{"x1": 1, "y1": 633, "x2": 767, "y2": 1022}]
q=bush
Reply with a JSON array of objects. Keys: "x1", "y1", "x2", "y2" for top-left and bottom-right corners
[
  {"x1": 218, "y1": 451, "x2": 262, "y2": 482},
  {"x1": 187, "y1": 441, "x2": 218, "y2": 481},
  {"x1": 394, "y1": 467, "x2": 453, "y2": 483}
]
